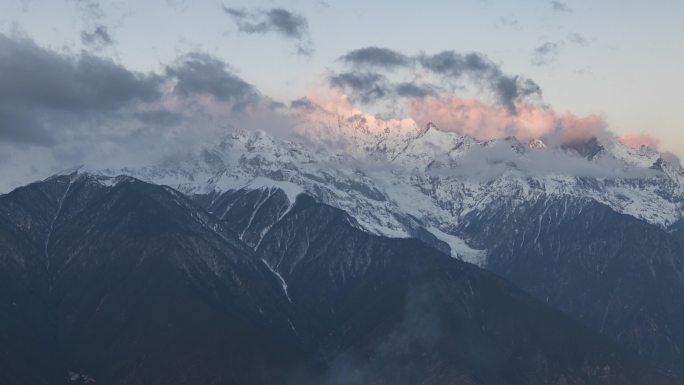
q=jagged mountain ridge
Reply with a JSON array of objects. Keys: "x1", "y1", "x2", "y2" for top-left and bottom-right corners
[{"x1": 95, "y1": 121, "x2": 684, "y2": 264}]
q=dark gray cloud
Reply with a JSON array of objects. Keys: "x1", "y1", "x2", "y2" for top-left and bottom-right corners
[
  {"x1": 551, "y1": 1, "x2": 572, "y2": 13},
  {"x1": 223, "y1": 7, "x2": 313, "y2": 55},
  {"x1": 0, "y1": 33, "x2": 269, "y2": 155},
  {"x1": 166, "y1": 53, "x2": 260, "y2": 110},
  {"x1": 0, "y1": 33, "x2": 162, "y2": 145},
  {"x1": 80, "y1": 25, "x2": 113, "y2": 50},
  {"x1": 0, "y1": 35, "x2": 160, "y2": 110},
  {"x1": 0, "y1": 105, "x2": 53, "y2": 145},
  {"x1": 395, "y1": 82, "x2": 438, "y2": 98},
  {"x1": 133, "y1": 109, "x2": 185, "y2": 127},
  {"x1": 419, "y1": 51, "x2": 542, "y2": 110},
  {"x1": 69, "y1": 0, "x2": 125, "y2": 53},
  {"x1": 329, "y1": 71, "x2": 389, "y2": 104},
  {"x1": 494, "y1": 76, "x2": 541, "y2": 108},
  {"x1": 268, "y1": 101, "x2": 286, "y2": 110},
  {"x1": 340, "y1": 47, "x2": 411, "y2": 69},
  {"x1": 290, "y1": 97, "x2": 317, "y2": 111},
  {"x1": 0, "y1": 33, "x2": 303, "y2": 192},
  {"x1": 531, "y1": 41, "x2": 563, "y2": 66},
  {"x1": 418, "y1": 51, "x2": 493, "y2": 77},
  {"x1": 331, "y1": 47, "x2": 542, "y2": 112}
]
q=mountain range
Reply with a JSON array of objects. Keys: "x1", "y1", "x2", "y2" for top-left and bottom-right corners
[
  {"x1": 125, "y1": 120, "x2": 684, "y2": 368},
  {"x1": 2, "y1": 119, "x2": 684, "y2": 384}
]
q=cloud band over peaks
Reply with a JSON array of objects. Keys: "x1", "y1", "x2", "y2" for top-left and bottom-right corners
[{"x1": 330, "y1": 47, "x2": 542, "y2": 113}]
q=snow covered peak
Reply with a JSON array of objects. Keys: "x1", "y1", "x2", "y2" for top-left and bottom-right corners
[
  {"x1": 245, "y1": 177, "x2": 303, "y2": 204},
  {"x1": 528, "y1": 139, "x2": 547, "y2": 149},
  {"x1": 63, "y1": 124, "x2": 684, "y2": 266},
  {"x1": 602, "y1": 139, "x2": 661, "y2": 168}
]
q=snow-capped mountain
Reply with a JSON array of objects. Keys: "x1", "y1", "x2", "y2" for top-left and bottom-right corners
[
  {"x1": 86, "y1": 119, "x2": 684, "y2": 267},
  {"x1": 19, "y1": 119, "x2": 684, "y2": 373}
]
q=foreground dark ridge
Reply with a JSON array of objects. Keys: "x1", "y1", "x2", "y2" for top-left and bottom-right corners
[{"x1": 0, "y1": 173, "x2": 680, "y2": 384}]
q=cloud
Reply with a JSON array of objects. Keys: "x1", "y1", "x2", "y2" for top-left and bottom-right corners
[
  {"x1": 339, "y1": 47, "x2": 411, "y2": 69},
  {"x1": 290, "y1": 97, "x2": 317, "y2": 111},
  {"x1": 418, "y1": 51, "x2": 495, "y2": 77},
  {"x1": 329, "y1": 71, "x2": 390, "y2": 104},
  {"x1": 0, "y1": 33, "x2": 297, "y2": 192},
  {"x1": 567, "y1": 33, "x2": 588, "y2": 46},
  {"x1": 230, "y1": 8, "x2": 306, "y2": 39},
  {"x1": 408, "y1": 96, "x2": 554, "y2": 141},
  {"x1": 395, "y1": 83, "x2": 438, "y2": 98},
  {"x1": 661, "y1": 152, "x2": 682, "y2": 167},
  {"x1": 532, "y1": 34, "x2": 589, "y2": 66},
  {"x1": 0, "y1": 33, "x2": 673, "y2": 193},
  {"x1": 531, "y1": 41, "x2": 563, "y2": 66},
  {"x1": 424, "y1": 51, "x2": 544, "y2": 111},
  {"x1": 555, "y1": 113, "x2": 610, "y2": 144},
  {"x1": 0, "y1": 33, "x2": 162, "y2": 145},
  {"x1": 618, "y1": 132, "x2": 660, "y2": 149},
  {"x1": 80, "y1": 25, "x2": 113, "y2": 50},
  {"x1": 289, "y1": 95, "x2": 657, "y2": 183},
  {"x1": 293, "y1": 87, "x2": 613, "y2": 159},
  {"x1": 550, "y1": 1, "x2": 572, "y2": 13},
  {"x1": 288, "y1": 90, "x2": 418, "y2": 149},
  {"x1": 426, "y1": 140, "x2": 656, "y2": 182},
  {"x1": 68, "y1": 0, "x2": 130, "y2": 54},
  {"x1": 492, "y1": 75, "x2": 542, "y2": 111},
  {"x1": 330, "y1": 48, "x2": 542, "y2": 113},
  {"x1": 407, "y1": 95, "x2": 611, "y2": 147},
  {"x1": 499, "y1": 17, "x2": 519, "y2": 28},
  {"x1": 0, "y1": 105, "x2": 54, "y2": 145},
  {"x1": 166, "y1": 53, "x2": 260, "y2": 110},
  {"x1": 70, "y1": 0, "x2": 106, "y2": 20},
  {"x1": 223, "y1": 7, "x2": 313, "y2": 55}
]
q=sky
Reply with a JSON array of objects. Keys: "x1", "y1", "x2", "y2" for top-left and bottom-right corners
[{"x1": 0, "y1": 0, "x2": 683, "y2": 191}]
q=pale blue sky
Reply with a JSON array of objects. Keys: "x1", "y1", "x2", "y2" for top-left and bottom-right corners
[{"x1": 1, "y1": 0, "x2": 683, "y2": 157}]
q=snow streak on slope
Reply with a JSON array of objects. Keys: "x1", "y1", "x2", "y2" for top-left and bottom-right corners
[
  {"x1": 428, "y1": 227, "x2": 486, "y2": 266},
  {"x1": 44, "y1": 175, "x2": 74, "y2": 272},
  {"x1": 262, "y1": 259, "x2": 292, "y2": 303}
]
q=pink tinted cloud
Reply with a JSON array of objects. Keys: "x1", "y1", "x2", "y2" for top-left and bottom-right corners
[
  {"x1": 618, "y1": 132, "x2": 660, "y2": 149},
  {"x1": 303, "y1": 88, "x2": 417, "y2": 134},
  {"x1": 301, "y1": 89, "x2": 663, "y2": 153},
  {"x1": 407, "y1": 96, "x2": 608, "y2": 144},
  {"x1": 409, "y1": 97, "x2": 525, "y2": 140},
  {"x1": 556, "y1": 113, "x2": 610, "y2": 144}
]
